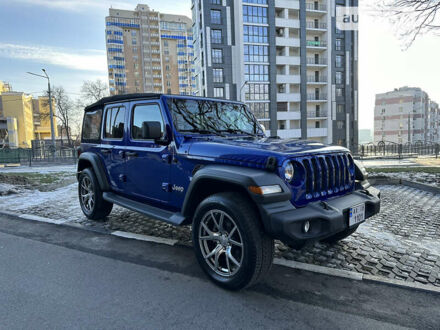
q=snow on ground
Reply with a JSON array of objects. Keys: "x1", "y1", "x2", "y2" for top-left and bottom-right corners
[
  {"x1": 370, "y1": 171, "x2": 440, "y2": 188},
  {"x1": 0, "y1": 164, "x2": 77, "y2": 174},
  {"x1": 355, "y1": 221, "x2": 440, "y2": 257},
  {"x1": 0, "y1": 183, "x2": 79, "y2": 218}
]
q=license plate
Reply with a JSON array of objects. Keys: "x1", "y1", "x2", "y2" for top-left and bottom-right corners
[{"x1": 349, "y1": 203, "x2": 365, "y2": 227}]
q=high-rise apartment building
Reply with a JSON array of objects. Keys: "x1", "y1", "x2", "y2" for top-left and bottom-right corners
[
  {"x1": 192, "y1": 0, "x2": 358, "y2": 150},
  {"x1": 106, "y1": 4, "x2": 195, "y2": 96},
  {"x1": 374, "y1": 87, "x2": 439, "y2": 144}
]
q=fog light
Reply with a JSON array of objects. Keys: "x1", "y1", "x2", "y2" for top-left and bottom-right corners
[{"x1": 303, "y1": 221, "x2": 310, "y2": 233}]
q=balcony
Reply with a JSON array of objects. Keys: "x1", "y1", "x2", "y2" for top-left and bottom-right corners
[
  {"x1": 276, "y1": 37, "x2": 300, "y2": 47},
  {"x1": 307, "y1": 76, "x2": 327, "y2": 84},
  {"x1": 277, "y1": 111, "x2": 301, "y2": 120},
  {"x1": 307, "y1": 128, "x2": 328, "y2": 137},
  {"x1": 275, "y1": 18, "x2": 300, "y2": 29},
  {"x1": 305, "y1": 2, "x2": 327, "y2": 12},
  {"x1": 276, "y1": 56, "x2": 300, "y2": 66},
  {"x1": 275, "y1": 0, "x2": 299, "y2": 10},
  {"x1": 277, "y1": 75, "x2": 301, "y2": 84},
  {"x1": 307, "y1": 93, "x2": 327, "y2": 101},
  {"x1": 306, "y1": 21, "x2": 327, "y2": 30},
  {"x1": 277, "y1": 93, "x2": 301, "y2": 102},
  {"x1": 306, "y1": 40, "x2": 327, "y2": 48},
  {"x1": 306, "y1": 57, "x2": 327, "y2": 66},
  {"x1": 278, "y1": 129, "x2": 301, "y2": 139},
  {"x1": 307, "y1": 110, "x2": 327, "y2": 118}
]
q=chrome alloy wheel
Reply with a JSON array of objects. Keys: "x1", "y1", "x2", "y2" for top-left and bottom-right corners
[
  {"x1": 80, "y1": 176, "x2": 95, "y2": 212},
  {"x1": 198, "y1": 209, "x2": 244, "y2": 277}
]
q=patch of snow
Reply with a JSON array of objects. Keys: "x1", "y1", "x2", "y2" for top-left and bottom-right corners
[
  {"x1": 0, "y1": 183, "x2": 20, "y2": 196},
  {"x1": 355, "y1": 221, "x2": 440, "y2": 256},
  {"x1": 0, "y1": 183, "x2": 78, "y2": 212},
  {"x1": 0, "y1": 164, "x2": 76, "y2": 174}
]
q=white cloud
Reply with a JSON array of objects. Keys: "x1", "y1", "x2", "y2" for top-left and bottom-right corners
[
  {"x1": 0, "y1": 43, "x2": 107, "y2": 73},
  {"x1": 12, "y1": 0, "x2": 192, "y2": 16},
  {"x1": 12, "y1": 0, "x2": 134, "y2": 12}
]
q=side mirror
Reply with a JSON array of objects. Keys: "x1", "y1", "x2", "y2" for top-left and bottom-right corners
[{"x1": 141, "y1": 121, "x2": 162, "y2": 140}]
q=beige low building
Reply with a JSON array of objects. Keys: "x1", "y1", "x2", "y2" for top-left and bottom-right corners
[{"x1": 0, "y1": 81, "x2": 58, "y2": 148}]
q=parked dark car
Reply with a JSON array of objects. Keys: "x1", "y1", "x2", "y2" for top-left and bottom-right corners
[{"x1": 77, "y1": 93, "x2": 380, "y2": 290}]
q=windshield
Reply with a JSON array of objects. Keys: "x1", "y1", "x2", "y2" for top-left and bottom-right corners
[{"x1": 166, "y1": 98, "x2": 264, "y2": 136}]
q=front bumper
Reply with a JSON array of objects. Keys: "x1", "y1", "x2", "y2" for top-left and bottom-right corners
[{"x1": 261, "y1": 186, "x2": 380, "y2": 246}]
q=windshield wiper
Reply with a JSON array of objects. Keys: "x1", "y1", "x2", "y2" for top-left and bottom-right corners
[
  {"x1": 180, "y1": 129, "x2": 226, "y2": 137},
  {"x1": 220, "y1": 128, "x2": 256, "y2": 137}
]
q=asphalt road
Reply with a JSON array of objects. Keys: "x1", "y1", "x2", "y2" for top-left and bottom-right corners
[{"x1": 0, "y1": 215, "x2": 438, "y2": 330}]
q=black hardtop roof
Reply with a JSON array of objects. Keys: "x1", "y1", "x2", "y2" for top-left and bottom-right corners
[
  {"x1": 83, "y1": 93, "x2": 245, "y2": 112},
  {"x1": 84, "y1": 93, "x2": 161, "y2": 111}
]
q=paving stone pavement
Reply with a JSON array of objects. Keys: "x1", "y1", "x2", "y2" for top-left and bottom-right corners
[{"x1": 1, "y1": 183, "x2": 439, "y2": 287}]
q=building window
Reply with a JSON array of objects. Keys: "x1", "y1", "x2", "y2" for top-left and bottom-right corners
[
  {"x1": 335, "y1": 38, "x2": 342, "y2": 51},
  {"x1": 336, "y1": 55, "x2": 343, "y2": 68},
  {"x1": 243, "y1": 25, "x2": 268, "y2": 43},
  {"x1": 167, "y1": 88, "x2": 171, "y2": 94},
  {"x1": 315, "y1": 121, "x2": 320, "y2": 128},
  {"x1": 336, "y1": 72, "x2": 343, "y2": 85},
  {"x1": 211, "y1": 10, "x2": 221, "y2": 24},
  {"x1": 245, "y1": 83, "x2": 269, "y2": 100},
  {"x1": 336, "y1": 88, "x2": 344, "y2": 97},
  {"x1": 213, "y1": 87, "x2": 224, "y2": 98},
  {"x1": 243, "y1": 5, "x2": 267, "y2": 24},
  {"x1": 213, "y1": 68, "x2": 224, "y2": 83},
  {"x1": 211, "y1": 29, "x2": 222, "y2": 44},
  {"x1": 243, "y1": 0, "x2": 268, "y2": 3},
  {"x1": 249, "y1": 102, "x2": 270, "y2": 119},
  {"x1": 210, "y1": 0, "x2": 221, "y2": 4},
  {"x1": 337, "y1": 121, "x2": 344, "y2": 129},
  {"x1": 244, "y1": 45, "x2": 268, "y2": 62},
  {"x1": 212, "y1": 49, "x2": 223, "y2": 64},
  {"x1": 166, "y1": 65, "x2": 170, "y2": 71},
  {"x1": 244, "y1": 64, "x2": 269, "y2": 82},
  {"x1": 337, "y1": 104, "x2": 344, "y2": 113}
]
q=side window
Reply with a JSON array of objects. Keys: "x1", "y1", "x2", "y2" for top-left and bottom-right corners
[
  {"x1": 131, "y1": 103, "x2": 164, "y2": 140},
  {"x1": 82, "y1": 109, "x2": 102, "y2": 141},
  {"x1": 104, "y1": 106, "x2": 125, "y2": 139}
]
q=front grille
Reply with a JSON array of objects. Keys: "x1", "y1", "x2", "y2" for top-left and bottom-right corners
[{"x1": 302, "y1": 153, "x2": 353, "y2": 199}]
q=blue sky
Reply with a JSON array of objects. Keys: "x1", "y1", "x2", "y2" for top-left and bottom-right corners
[
  {"x1": 0, "y1": 0, "x2": 191, "y2": 97},
  {"x1": 0, "y1": 1, "x2": 439, "y2": 130}
]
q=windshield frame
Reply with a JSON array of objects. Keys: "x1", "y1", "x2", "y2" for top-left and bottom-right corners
[{"x1": 164, "y1": 96, "x2": 265, "y2": 138}]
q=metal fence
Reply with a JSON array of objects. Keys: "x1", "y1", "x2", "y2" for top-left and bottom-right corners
[
  {"x1": 358, "y1": 141, "x2": 440, "y2": 159},
  {"x1": 0, "y1": 146, "x2": 77, "y2": 165}
]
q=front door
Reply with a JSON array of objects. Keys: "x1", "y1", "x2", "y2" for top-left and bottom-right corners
[
  {"x1": 100, "y1": 104, "x2": 127, "y2": 193},
  {"x1": 125, "y1": 100, "x2": 171, "y2": 205}
]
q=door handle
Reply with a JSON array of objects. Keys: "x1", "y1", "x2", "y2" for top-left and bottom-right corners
[
  {"x1": 100, "y1": 149, "x2": 111, "y2": 154},
  {"x1": 126, "y1": 151, "x2": 137, "y2": 157}
]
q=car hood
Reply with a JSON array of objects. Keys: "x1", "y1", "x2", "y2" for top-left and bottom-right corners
[{"x1": 186, "y1": 136, "x2": 349, "y2": 166}]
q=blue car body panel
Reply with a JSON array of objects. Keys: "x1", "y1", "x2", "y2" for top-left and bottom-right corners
[{"x1": 80, "y1": 94, "x2": 355, "y2": 212}]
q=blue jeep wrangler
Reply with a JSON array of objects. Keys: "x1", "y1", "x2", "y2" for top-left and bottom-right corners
[{"x1": 77, "y1": 93, "x2": 380, "y2": 290}]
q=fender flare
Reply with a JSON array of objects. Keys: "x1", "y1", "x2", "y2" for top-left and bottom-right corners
[
  {"x1": 77, "y1": 152, "x2": 110, "y2": 191},
  {"x1": 181, "y1": 165, "x2": 292, "y2": 229}
]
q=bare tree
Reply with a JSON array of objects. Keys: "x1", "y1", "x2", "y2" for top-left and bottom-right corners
[
  {"x1": 377, "y1": 0, "x2": 440, "y2": 49},
  {"x1": 42, "y1": 86, "x2": 80, "y2": 147},
  {"x1": 80, "y1": 79, "x2": 109, "y2": 103}
]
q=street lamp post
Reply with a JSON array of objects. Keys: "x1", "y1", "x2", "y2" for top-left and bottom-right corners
[
  {"x1": 27, "y1": 69, "x2": 56, "y2": 154},
  {"x1": 239, "y1": 81, "x2": 249, "y2": 102}
]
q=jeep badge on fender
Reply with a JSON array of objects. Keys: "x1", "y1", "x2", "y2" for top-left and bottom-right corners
[{"x1": 77, "y1": 93, "x2": 380, "y2": 290}]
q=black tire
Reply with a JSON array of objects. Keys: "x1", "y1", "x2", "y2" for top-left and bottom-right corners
[
  {"x1": 192, "y1": 192, "x2": 274, "y2": 290},
  {"x1": 321, "y1": 225, "x2": 358, "y2": 244},
  {"x1": 78, "y1": 168, "x2": 113, "y2": 220}
]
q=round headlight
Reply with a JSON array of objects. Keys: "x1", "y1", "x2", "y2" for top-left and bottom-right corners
[{"x1": 284, "y1": 161, "x2": 294, "y2": 182}]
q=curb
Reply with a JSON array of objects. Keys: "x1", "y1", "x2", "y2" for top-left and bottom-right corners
[
  {"x1": 369, "y1": 176, "x2": 440, "y2": 195},
  {"x1": 1, "y1": 210, "x2": 439, "y2": 294}
]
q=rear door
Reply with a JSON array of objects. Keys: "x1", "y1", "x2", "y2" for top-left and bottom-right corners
[
  {"x1": 100, "y1": 103, "x2": 127, "y2": 193},
  {"x1": 124, "y1": 100, "x2": 171, "y2": 206}
]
